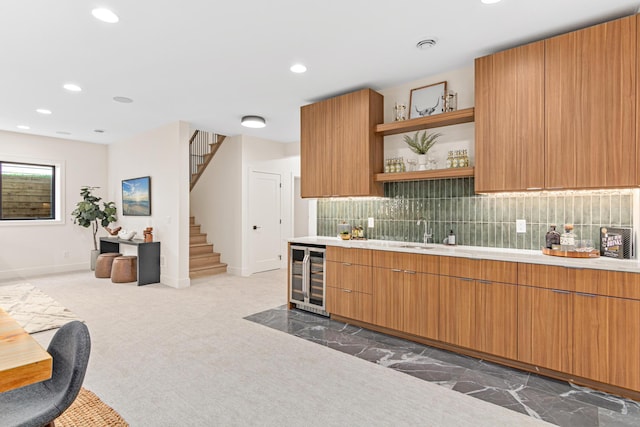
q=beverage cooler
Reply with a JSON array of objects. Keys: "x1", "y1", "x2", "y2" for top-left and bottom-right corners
[{"x1": 289, "y1": 244, "x2": 327, "y2": 316}]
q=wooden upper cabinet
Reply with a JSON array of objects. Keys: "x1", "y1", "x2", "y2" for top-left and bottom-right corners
[
  {"x1": 475, "y1": 40, "x2": 545, "y2": 192},
  {"x1": 300, "y1": 98, "x2": 333, "y2": 197},
  {"x1": 300, "y1": 88, "x2": 384, "y2": 198},
  {"x1": 546, "y1": 15, "x2": 636, "y2": 189}
]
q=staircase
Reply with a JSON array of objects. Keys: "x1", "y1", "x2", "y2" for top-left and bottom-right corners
[
  {"x1": 189, "y1": 130, "x2": 228, "y2": 279},
  {"x1": 190, "y1": 130, "x2": 226, "y2": 191},
  {"x1": 189, "y1": 216, "x2": 227, "y2": 278}
]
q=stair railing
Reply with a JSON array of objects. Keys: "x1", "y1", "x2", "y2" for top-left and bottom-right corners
[{"x1": 189, "y1": 130, "x2": 226, "y2": 190}]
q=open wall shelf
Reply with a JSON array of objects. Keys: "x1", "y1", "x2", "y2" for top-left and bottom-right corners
[
  {"x1": 375, "y1": 107, "x2": 475, "y2": 136},
  {"x1": 374, "y1": 167, "x2": 475, "y2": 182}
]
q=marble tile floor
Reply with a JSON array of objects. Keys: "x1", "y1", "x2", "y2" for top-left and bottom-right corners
[{"x1": 245, "y1": 306, "x2": 640, "y2": 427}]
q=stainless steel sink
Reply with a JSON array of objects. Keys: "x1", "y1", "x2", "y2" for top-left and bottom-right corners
[{"x1": 398, "y1": 244, "x2": 435, "y2": 250}]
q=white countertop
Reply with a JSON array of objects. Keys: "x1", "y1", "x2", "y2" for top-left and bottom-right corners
[{"x1": 289, "y1": 236, "x2": 640, "y2": 273}]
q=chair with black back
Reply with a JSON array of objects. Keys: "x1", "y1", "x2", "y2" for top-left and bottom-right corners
[{"x1": 0, "y1": 320, "x2": 91, "y2": 427}]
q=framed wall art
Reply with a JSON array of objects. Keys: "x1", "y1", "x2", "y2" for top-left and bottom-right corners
[
  {"x1": 409, "y1": 81, "x2": 447, "y2": 119},
  {"x1": 122, "y1": 176, "x2": 151, "y2": 216}
]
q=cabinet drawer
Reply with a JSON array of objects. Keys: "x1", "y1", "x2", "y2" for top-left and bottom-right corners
[
  {"x1": 372, "y1": 251, "x2": 439, "y2": 274},
  {"x1": 326, "y1": 261, "x2": 372, "y2": 294},
  {"x1": 326, "y1": 286, "x2": 372, "y2": 324},
  {"x1": 326, "y1": 246, "x2": 372, "y2": 265},
  {"x1": 518, "y1": 263, "x2": 573, "y2": 291}
]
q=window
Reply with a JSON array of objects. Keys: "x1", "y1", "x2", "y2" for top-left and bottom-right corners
[{"x1": 0, "y1": 161, "x2": 55, "y2": 220}]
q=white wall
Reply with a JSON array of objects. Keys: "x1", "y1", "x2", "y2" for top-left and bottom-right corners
[
  {"x1": 190, "y1": 134, "x2": 299, "y2": 276},
  {"x1": 107, "y1": 121, "x2": 191, "y2": 288},
  {"x1": 378, "y1": 65, "x2": 475, "y2": 169},
  {"x1": 0, "y1": 131, "x2": 108, "y2": 280}
]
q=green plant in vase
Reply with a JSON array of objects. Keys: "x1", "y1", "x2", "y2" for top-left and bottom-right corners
[
  {"x1": 404, "y1": 131, "x2": 442, "y2": 170},
  {"x1": 71, "y1": 186, "x2": 117, "y2": 269}
]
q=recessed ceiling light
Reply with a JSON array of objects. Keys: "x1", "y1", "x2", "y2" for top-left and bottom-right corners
[
  {"x1": 241, "y1": 115, "x2": 266, "y2": 128},
  {"x1": 481, "y1": 0, "x2": 502, "y2": 4},
  {"x1": 92, "y1": 8, "x2": 119, "y2": 23},
  {"x1": 36, "y1": 108, "x2": 52, "y2": 115},
  {"x1": 56, "y1": 131, "x2": 72, "y2": 135},
  {"x1": 290, "y1": 63, "x2": 307, "y2": 73},
  {"x1": 94, "y1": 129, "x2": 106, "y2": 133},
  {"x1": 17, "y1": 125, "x2": 30, "y2": 130},
  {"x1": 113, "y1": 96, "x2": 133, "y2": 103},
  {"x1": 63, "y1": 83, "x2": 82, "y2": 92}
]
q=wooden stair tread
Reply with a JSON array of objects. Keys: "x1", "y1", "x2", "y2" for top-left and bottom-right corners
[
  {"x1": 190, "y1": 263, "x2": 227, "y2": 271},
  {"x1": 190, "y1": 252, "x2": 221, "y2": 259}
]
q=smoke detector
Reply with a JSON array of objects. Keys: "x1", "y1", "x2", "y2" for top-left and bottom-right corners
[{"x1": 416, "y1": 38, "x2": 438, "y2": 50}]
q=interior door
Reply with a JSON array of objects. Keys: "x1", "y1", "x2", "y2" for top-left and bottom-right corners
[{"x1": 249, "y1": 171, "x2": 281, "y2": 273}]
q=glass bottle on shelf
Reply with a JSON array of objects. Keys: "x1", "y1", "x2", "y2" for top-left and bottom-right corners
[
  {"x1": 452, "y1": 150, "x2": 459, "y2": 168},
  {"x1": 445, "y1": 151, "x2": 453, "y2": 168}
]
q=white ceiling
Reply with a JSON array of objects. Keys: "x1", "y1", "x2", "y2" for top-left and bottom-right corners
[{"x1": 1, "y1": 0, "x2": 639, "y2": 144}]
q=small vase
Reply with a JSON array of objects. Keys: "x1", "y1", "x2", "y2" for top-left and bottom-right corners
[
  {"x1": 90, "y1": 249, "x2": 100, "y2": 271},
  {"x1": 417, "y1": 154, "x2": 428, "y2": 171}
]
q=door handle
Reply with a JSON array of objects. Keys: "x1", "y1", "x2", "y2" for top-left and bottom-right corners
[{"x1": 253, "y1": 225, "x2": 261, "y2": 230}]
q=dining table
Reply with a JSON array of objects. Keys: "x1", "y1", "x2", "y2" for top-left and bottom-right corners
[{"x1": 0, "y1": 307, "x2": 52, "y2": 393}]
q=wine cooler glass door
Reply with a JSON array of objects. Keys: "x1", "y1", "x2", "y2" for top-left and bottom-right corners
[
  {"x1": 308, "y1": 249, "x2": 326, "y2": 308},
  {"x1": 290, "y1": 247, "x2": 306, "y2": 303}
]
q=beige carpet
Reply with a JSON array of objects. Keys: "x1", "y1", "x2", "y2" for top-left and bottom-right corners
[
  {"x1": 0, "y1": 283, "x2": 82, "y2": 333},
  {"x1": 56, "y1": 388, "x2": 129, "y2": 427}
]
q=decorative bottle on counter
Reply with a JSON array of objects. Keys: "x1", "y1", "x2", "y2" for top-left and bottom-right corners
[
  {"x1": 545, "y1": 224, "x2": 560, "y2": 249},
  {"x1": 447, "y1": 229, "x2": 456, "y2": 245},
  {"x1": 560, "y1": 224, "x2": 576, "y2": 251}
]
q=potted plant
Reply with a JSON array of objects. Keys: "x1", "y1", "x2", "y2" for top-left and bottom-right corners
[
  {"x1": 71, "y1": 186, "x2": 117, "y2": 270},
  {"x1": 404, "y1": 131, "x2": 442, "y2": 170}
]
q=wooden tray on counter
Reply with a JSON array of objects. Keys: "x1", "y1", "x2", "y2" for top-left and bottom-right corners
[{"x1": 542, "y1": 248, "x2": 600, "y2": 258}]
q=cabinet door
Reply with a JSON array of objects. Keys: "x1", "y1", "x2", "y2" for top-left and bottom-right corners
[
  {"x1": 439, "y1": 276, "x2": 476, "y2": 348},
  {"x1": 546, "y1": 16, "x2": 636, "y2": 189},
  {"x1": 372, "y1": 267, "x2": 404, "y2": 330},
  {"x1": 608, "y1": 297, "x2": 640, "y2": 390},
  {"x1": 475, "y1": 40, "x2": 545, "y2": 192},
  {"x1": 518, "y1": 286, "x2": 573, "y2": 373},
  {"x1": 573, "y1": 292, "x2": 608, "y2": 383},
  {"x1": 300, "y1": 99, "x2": 333, "y2": 197},
  {"x1": 475, "y1": 281, "x2": 517, "y2": 359},
  {"x1": 404, "y1": 272, "x2": 439, "y2": 340}
]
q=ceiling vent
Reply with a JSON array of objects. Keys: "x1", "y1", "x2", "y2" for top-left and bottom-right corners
[{"x1": 416, "y1": 38, "x2": 437, "y2": 50}]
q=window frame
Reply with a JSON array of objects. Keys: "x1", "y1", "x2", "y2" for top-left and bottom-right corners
[{"x1": 0, "y1": 156, "x2": 65, "y2": 226}]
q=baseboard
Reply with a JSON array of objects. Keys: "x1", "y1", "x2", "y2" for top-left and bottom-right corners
[{"x1": 0, "y1": 263, "x2": 87, "y2": 282}]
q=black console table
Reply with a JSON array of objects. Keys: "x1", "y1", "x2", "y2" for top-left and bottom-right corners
[{"x1": 99, "y1": 237, "x2": 161, "y2": 286}]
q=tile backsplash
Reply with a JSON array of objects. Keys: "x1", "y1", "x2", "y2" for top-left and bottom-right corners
[{"x1": 316, "y1": 178, "x2": 635, "y2": 251}]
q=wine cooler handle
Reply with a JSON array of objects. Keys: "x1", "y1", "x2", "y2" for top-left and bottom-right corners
[{"x1": 302, "y1": 253, "x2": 310, "y2": 299}]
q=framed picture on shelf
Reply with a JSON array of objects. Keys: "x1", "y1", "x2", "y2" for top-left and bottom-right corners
[
  {"x1": 409, "y1": 81, "x2": 447, "y2": 119},
  {"x1": 122, "y1": 176, "x2": 151, "y2": 216}
]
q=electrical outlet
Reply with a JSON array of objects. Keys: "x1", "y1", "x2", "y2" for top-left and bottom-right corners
[
  {"x1": 516, "y1": 219, "x2": 527, "y2": 233},
  {"x1": 368, "y1": 217, "x2": 375, "y2": 228},
  {"x1": 63, "y1": 251, "x2": 70, "y2": 258}
]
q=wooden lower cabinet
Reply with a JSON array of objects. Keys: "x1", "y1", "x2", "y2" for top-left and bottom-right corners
[
  {"x1": 475, "y1": 280, "x2": 517, "y2": 359},
  {"x1": 439, "y1": 276, "x2": 476, "y2": 348},
  {"x1": 325, "y1": 256, "x2": 373, "y2": 324},
  {"x1": 372, "y1": 267, "x2": 404, "y2": 330},
  {"x1": 518, "y1": 285, "x2": 573, "y2": 373},
  {"x1": 372, "y1": 251, "x2": 439, "y2": 337},
  {"x1": 326, "y1": 286, "x2": 372, "y2": 324},
  {"x1": 404, "y1": 273, "x2": 439, "y2": 340},
  {"x1": 607, "y1": 297, "x2": 640, "y2": 391}
]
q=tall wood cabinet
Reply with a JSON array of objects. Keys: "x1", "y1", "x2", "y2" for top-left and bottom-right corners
[
  {"x1": 300, "y1": 88, "x2": 384, "y2": 198},
  {"x1": 546, "y1": 15, "x2": 636, "y2": 189},
  {"x1": 475, "y1": 14, "x2": 638, "y2": 192},
  {"x1": 475, "y1": 41, "x2": 545, "y2": 192}
]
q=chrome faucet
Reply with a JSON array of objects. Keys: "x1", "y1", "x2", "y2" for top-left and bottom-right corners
[{"x1": 416, "y1": 218, "x2": 433, "y2": 244}]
